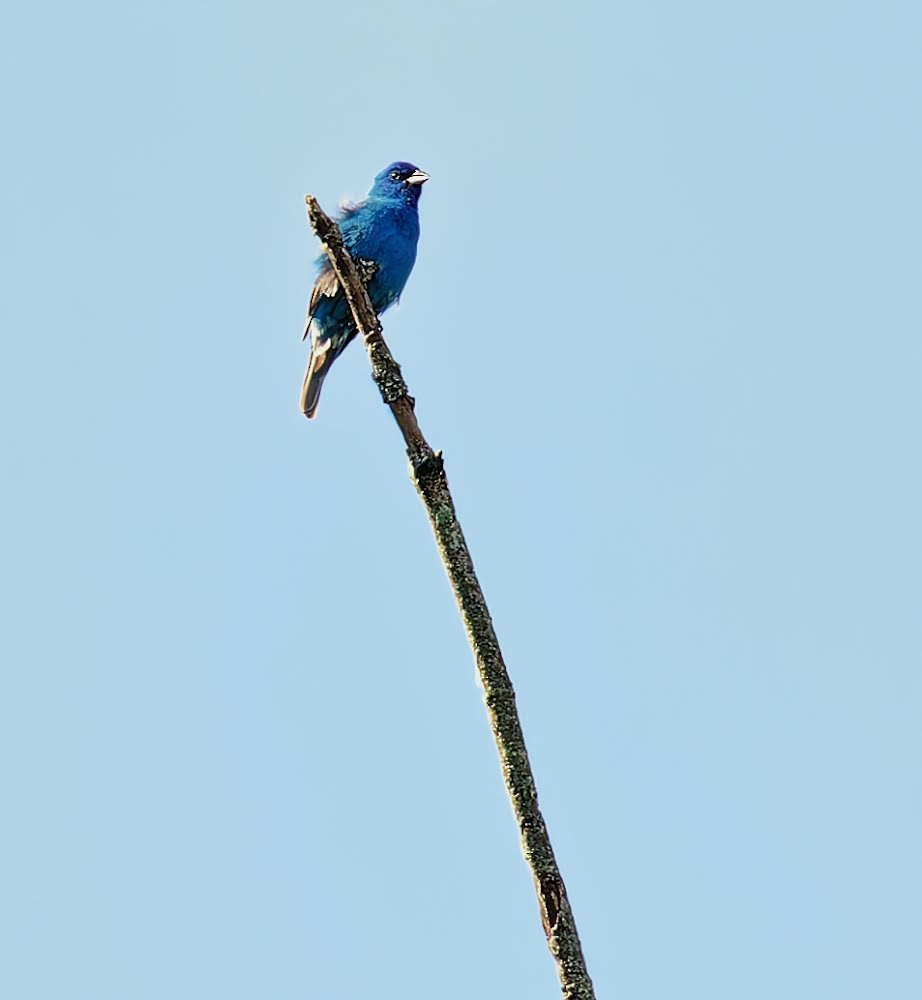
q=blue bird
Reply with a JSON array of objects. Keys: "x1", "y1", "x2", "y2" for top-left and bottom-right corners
[{"x1": 300, "y1": 161, "x2": 429, "y2": 418}]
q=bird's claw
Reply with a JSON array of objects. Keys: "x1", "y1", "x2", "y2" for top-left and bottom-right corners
[{"x1": 355, "y1": 258, "x2": 379, "y2": 284}]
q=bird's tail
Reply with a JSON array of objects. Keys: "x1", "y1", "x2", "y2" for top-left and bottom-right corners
[{"x1": 300, "y1": 346, "x2": 330, "y2": 419}]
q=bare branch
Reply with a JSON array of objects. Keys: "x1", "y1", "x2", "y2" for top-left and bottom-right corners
[{"x1": 304, "y1": 194, "x2": 596, "y2": 1000}]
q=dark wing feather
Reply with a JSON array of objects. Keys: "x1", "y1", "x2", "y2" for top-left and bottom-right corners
[
  {"x1": 303, "y1": 266, "x2": 339, "y2": 342},
  {"x1": 301, "y1": 197, "x2": 364, "y2": 341}
]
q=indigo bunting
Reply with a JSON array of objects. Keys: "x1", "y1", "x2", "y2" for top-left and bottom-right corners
[{"x1": 300, "y1": 161, "x2": 429, "y2": 418}]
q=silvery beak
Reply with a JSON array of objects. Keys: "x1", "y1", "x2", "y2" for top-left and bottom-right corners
[{"x1": 406, "y1": 169, "x2": 429, "y2": 186}]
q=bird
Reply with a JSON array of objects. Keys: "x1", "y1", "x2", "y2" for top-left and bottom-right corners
[{"x1": 300, "y1": 161, "x2": 429, "y2": 418}]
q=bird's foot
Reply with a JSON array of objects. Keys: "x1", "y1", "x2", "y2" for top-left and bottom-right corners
[{"x1": 355, "y1": 258, "x2": 379, "y2": 285}]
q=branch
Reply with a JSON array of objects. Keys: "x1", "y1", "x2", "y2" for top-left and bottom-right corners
[{"x1": 305, "y1": 194, "x2": 596, "y2": 1000}]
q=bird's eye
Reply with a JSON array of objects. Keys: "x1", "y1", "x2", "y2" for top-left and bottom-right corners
[{"x1": 390, "y1": 170, "x2": 401, "y2": 181}]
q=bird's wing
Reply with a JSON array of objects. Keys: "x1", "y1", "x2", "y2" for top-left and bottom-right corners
[
  {"x1": 301, "y1": 197, "x2": 367, "y2": 341},
  {"x1": 303, "y1": 266, "x2": 339, "y2": 342}
]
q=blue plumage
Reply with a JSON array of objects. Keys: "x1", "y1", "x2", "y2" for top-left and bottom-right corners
[{"x1": 300, "y1": 161, "x2": 429, "y2": 418}]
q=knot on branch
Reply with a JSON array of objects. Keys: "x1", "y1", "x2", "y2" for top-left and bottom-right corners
[
  {"x1": 539, "y1": 874, "x2": 564, "y2": 936},
  {"x1": 412, "y1": 449, "x2": 445, "y2": 480}
]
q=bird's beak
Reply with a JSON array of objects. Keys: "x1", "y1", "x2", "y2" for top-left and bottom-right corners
[{"x1": 406, "y1": 169, "x2": 429, "y2": 186}]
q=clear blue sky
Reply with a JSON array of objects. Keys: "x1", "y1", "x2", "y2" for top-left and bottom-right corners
[{"x1": 2, "y1": 2, "x2": 920, "y2": 997}]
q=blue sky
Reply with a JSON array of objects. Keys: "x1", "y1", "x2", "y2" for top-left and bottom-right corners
[{"x1": 2, "y1": 1, "x2": 920, "y2": 997}]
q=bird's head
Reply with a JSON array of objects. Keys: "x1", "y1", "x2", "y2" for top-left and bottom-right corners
[{"x1": 371, "y1": 161, "x2": 429, "y2": 204}]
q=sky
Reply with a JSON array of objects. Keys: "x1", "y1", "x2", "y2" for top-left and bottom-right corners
[{"x1": 1, "y1": 1, "x2": 920, "y2": 997}]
